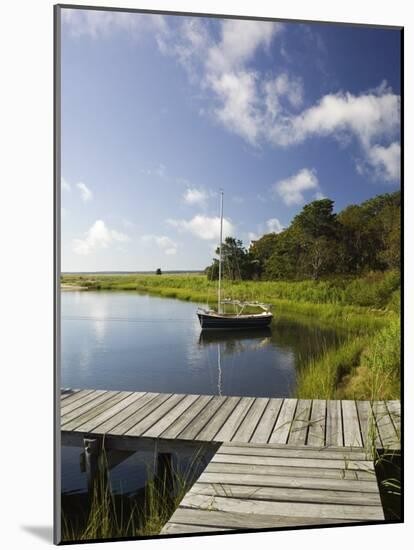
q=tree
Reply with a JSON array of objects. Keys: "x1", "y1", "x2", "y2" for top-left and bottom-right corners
[
  {"x1": 155, "y1": 268, "x2": 162, "y2": 275},
  {"x1": 205, "y1": 237, "x2": 254, "y2": 280},
  {"x1": 291, "y1": 199, "x2": 338, "y2": 240}
]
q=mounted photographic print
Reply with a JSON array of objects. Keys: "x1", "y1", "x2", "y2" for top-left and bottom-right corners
[{"x1": 54, "y1": 4, "x2": 403, "y2": 544}]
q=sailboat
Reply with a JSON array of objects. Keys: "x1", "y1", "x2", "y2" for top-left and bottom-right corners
[{"x1": 197, "y1": 191, "x2": 273, "y2": 330}]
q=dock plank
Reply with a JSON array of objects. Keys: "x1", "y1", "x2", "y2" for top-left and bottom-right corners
[
  {"x1": 125, "y1": 394, "x2": 186, "y2": 437},
  {"x1": 342, "y1": 400, "x2": 363, "y2": 447},
  {"x1": 231, "y1": 398, "x2": 269, "y2": 443},
  {"x1": 250, "y1": 398, "x2": 283, "y2": 444},
  {"x1": 143, "y1": 394, "x2": 200, "y2": 438},
  {"x1": 288, "y1": 399, "x2": 311, "y2": 445},
  {"x1": 62, "y1": 392, "x2": 131, "y2": 431},
  {"x1": 109, "y1": 393, "x2": 171, "y2": 436},
  {"x1": 161, "y1": 395, "x2": 214, "y2": 439},
  {"x1": 269, "y1": 399, "x2": 297, "y2": 444},
  {"x1": 61, "y1": 391, "x2": 120, "y2": 426},
  {"x1": 195, "y1": 396, "x2": 241, "y2": 441},
  {"x1": 61, "y1": 390, "x2": 106, "y2": 416},
  {"x1": 372, "y1": 401, "x2": 399, "y2": 449},
  {"x1": 214, "y1": 397, "x2": 254, "y2": 442},
  {"x1": 205, "y1": 461, "x2": 375, "y2": 481},
  {"x1": 187, "y1": 482, "x2": 382, "y2": 506},
  {"x1": 75, "y1": 392, "x2": 145, "y2": 434},
  {"x1": 92, "y1": 393, "x2": 157, "y2": 434},
  {"x1": 356, "y1": 400, "x2": 373, "y2": 450},
  {"x1": 307, "y1": 400, "x2": 326, "y2": 447},
  {"x1": 178, "y1": 396, "x2": 228, "y2": 440},
  {"x1": 326, "y1": 399, "x2": 343, "y2": 447}
]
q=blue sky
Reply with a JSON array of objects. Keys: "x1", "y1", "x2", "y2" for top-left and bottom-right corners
[{"x1": 60, "y1": 9, "x2": 401, "y2": 272}]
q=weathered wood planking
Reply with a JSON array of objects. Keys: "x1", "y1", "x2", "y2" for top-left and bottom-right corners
[
  {"x1": 60, "y1": 389, "x2": 400, "y2": 450},
  {"x1": 161, "y1": 443, "x2": 384, "y2": 534}
]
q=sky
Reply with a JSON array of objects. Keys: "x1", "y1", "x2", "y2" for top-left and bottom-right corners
[{"x1": 60, "y1": 9, "x2": 401, "y2": 272}]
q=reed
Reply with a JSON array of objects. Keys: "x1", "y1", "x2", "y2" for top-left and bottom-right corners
[{"x1": 61, "y1": 445, "x2": 210, "y2": 542}]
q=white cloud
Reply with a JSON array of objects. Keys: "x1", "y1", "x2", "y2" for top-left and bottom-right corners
[
  {"x1": 283, "y1": 88, "x2": 400, "y2": 147},
  {"x1": 273, "y1": 168, "x2": 320, "y2": 206},
  {"x1": 62, "y1": 178, "x2": 71, "y2": 192},
  {"x1": 183, "y1": 188, "x2": 209, "y2": 207},
  {"x1": 141, "y1": 234, "x2": 178, "y2": 255},
  {"x1": 366, "y1": 142, "x2": 401, "y2": 181},
  {"x1": 247, "y1": 218, "x2": 283, "y2": 246},
  {"x1": 266, "y1": 218, "x2": 284, "y2": 233},
  {"x1": 157, "y1": 18, "x2": 400, "y2": 182},
  {"x1": 73, "y1": 220, "x2": 129, "y2": 255},
  {"x1": 167, "y1": 215, "x2": 235, "y2": 241},
  {"x1": 76, "y1": 182, "x2": 93, "y2": 202},
  {"x1": 206, "y1": 20, "x2": 280, "y2": 74},
  {"x1": 61, "y1": 9, "x2": 167, "y2": 39}
]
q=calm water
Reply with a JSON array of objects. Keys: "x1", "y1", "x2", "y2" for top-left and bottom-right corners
[
  {"x1": 61, "y1": 290, "x2": 344, "y2": 398},
  {"x1": 60, "y1": 290, "x2": 346, "y2": 536}
]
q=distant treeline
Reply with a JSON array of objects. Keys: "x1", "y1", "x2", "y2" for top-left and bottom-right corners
[{"x1": 206, "y1": 191, "x2": 401, "y2": 281}]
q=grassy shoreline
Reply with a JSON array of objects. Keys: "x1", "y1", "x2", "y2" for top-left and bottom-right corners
[{"x1": 61, "y1": 273, "x2": 400, "y2": 400}]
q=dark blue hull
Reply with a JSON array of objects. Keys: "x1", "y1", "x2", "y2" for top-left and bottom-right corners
[{"x1": 197, "y1": 312, "x2": 273, "y2": 330}]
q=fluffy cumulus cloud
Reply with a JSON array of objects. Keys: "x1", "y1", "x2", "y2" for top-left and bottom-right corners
[
  {"x1": 167, "y1": 215, "x2": 235, "y2": 241},
  {"x1": 63, "y1": 13, "x2": 400, "y2": 183},
  {"x1": 141, "y1": 234, "x2": 178, "y2": 255},
  {"x1": 273, "y1": 168, "x2": 320, "y2": 206},
  {"x1": 76, "y1": 182, "x2": 93, "y2": 202},
  {"x1": 156, "y1": 19, "x2": 400, "y2": 182},
  {"x1": 182, "y1": 188, "x2": 209, "y2": 207},
  {"x1": 73, "y1": 220, "x2": 129, "y2": 255}
]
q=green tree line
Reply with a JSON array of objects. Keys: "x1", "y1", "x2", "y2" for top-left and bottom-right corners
[{"x1": 205, "y1": 191, "x2": 400, "y2": 281}]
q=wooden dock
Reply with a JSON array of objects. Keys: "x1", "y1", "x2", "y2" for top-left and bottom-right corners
[
  {"x1": 162, "y1": 442, "x2": 385, "y2": 534},
  {"x1": 61, "y1": 388, "x2": 400, "y2": 535},
  {"x1": 61, "y1": 388, "x2": 400, "y2": 450}
]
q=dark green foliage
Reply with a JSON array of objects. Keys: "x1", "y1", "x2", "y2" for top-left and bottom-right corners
[
  {"x1": 205, "y1": 191, "x2": 400, "y2": 281},
  {"x1": 206, "y1": 237, "x2": 254, "y2": 281},
  {"x1": 156, "y1": 268, "x2": 162, "y2": 275}
]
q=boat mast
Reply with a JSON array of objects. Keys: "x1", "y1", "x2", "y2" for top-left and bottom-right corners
[{"x1": 218, "y1": 190, "x2": 224, "y2": 314}]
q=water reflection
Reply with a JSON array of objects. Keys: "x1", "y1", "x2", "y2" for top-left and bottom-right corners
[{"x1": 62, "y1": 291, "x2": 346, "y2": 399}]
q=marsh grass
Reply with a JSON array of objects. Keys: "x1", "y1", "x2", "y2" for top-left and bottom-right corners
[{"x1": 62, "y1": 444, "x2": 211, "y2": 542}]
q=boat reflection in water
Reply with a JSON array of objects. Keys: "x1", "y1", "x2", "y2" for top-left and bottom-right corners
[
  {"x1": 198, "y1": 328, "x2": 272, "y2": 395},
  {"x1": 198, "y1": 327, "x2": 272, "y2": 348}
]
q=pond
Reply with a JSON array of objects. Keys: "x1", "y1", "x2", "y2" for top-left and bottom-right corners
[{"x1": 61, "y1": 290, "x2": 345, "y2": 398}]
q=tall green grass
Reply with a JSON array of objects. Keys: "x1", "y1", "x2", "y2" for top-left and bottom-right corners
[
  {"x1": 62, "y1": 445, "x2": 210, "y2": 542},
  {"x1": 62, "y1": 270, "x2": 400, "y2": 309},
  {"x1": 296, "y1": 317, "x2": 400, "y2": 400}
]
